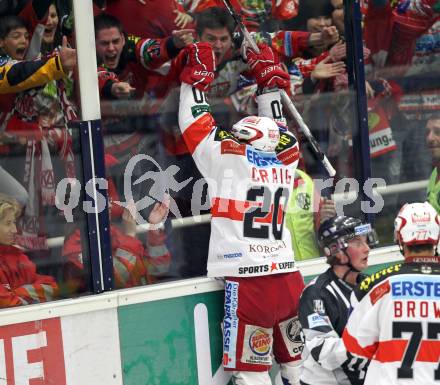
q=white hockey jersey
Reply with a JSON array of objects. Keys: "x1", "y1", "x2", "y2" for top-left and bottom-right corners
[
  {"x1": 343, "y1": 261, "x2": 440, "y2": 385},
  {"x1": 178, "y1": 83, "x2": 300, "y2": 277}
]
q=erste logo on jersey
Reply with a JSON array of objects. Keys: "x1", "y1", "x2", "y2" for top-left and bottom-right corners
[
  {"x1": 391, "y1": 275, "x2": 440, "y2": 299},
  {"x1": 246, "y1": 148, "x2": 282, "y2": 167},
  {"x1": 307, "y1": 313, "x2": 330, "y2": 329}
]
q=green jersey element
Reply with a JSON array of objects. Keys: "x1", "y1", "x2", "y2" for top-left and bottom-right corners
[
  {"x1": 285, "y1": 169, "x2": 321, "y2": 261},
  {"x1": 427, "y1": 168, "x2": 440, "y2": 213}
]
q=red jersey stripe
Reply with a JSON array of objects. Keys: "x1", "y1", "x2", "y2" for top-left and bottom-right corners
[
  {"x1": 182, "y1": 113, "x2": 215, "y2": 155},
  {"x1": 343, "y1": 328, "x2": 378, "y2": 359},
  {"x1": 375, "y1": 340, "x2": 440, "y2": 363},
  {"x1": 344, "y1": 329, "x2": 440, "y2": 363}
]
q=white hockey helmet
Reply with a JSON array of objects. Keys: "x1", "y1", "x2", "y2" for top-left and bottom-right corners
[
  {"x1": 394, "y1": 202, "x2": 440, "y2": 247},
  {"x1": 230, "y1": 116, "x2": 280, "y2": 152}
]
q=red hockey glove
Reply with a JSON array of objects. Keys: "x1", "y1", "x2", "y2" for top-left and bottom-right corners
[
  {"x1": 180, "y1": 42, "x2": 216, "y2": 91},
  {"x1": 245, "y1": 43, "x2": 290, "y2": 91}
]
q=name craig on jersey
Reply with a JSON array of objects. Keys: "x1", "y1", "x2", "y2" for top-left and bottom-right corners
[
  {"x1": 251, "y1": 167, "x2": 292, "y2": 184},
  {"x1": 247, "y1": 148, "x2": 292, "y2": 184}
]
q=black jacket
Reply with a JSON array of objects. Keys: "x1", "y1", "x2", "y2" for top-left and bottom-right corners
[{"x1": 298, "y1": 268, "x2": 369, "y2": 385}]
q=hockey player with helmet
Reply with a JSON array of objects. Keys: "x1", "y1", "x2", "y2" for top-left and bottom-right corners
[
  {"x1": 178, "y1": 41, "x2": 304, "y2": 385},
  {"x1": 298, "y1": 215, "x2": 377, "y2": 385},
  {"x1": 343, "y1": 202, "x2": 440, "y2": 385}
]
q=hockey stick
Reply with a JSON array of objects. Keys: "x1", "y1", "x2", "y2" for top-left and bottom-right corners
[{"x1": 221, "y1": 0, "x2": 336, "y2": 177}]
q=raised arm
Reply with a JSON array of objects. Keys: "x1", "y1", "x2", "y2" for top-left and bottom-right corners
[
  {"x1": 0, "y1": 56, "x2": 65, "y2": 94},
  {"x1": 0, "y1": 37, "x2": 76, "y2": 94},
  {"x1": 178, "y1": 43, "x2": 216, "y2": 143},
  {"x1": 244, "y1": 43, "x2": 300, "y2": 166}
]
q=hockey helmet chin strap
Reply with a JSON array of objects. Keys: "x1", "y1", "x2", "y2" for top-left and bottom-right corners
[
  {"x1": 340, "y1": 248, "x2": 361, "y2": 281},
  {"x1": 331, "y1": 246, "x2": 361, "y2": 282}
]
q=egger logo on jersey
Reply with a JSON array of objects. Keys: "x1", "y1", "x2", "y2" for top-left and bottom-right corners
[
  {"x1": 221, "y1": 140, "x2": 246, "y2": 156},
  {"x1": 0, "y1": 318, "x2": 66, "y2": 385},
  {"x1": 369, "y1": 280, "x2": 390, "y2": 305}
]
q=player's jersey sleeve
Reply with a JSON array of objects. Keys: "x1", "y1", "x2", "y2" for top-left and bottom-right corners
[
  {"x1": 343, "y1": 290, "x2": 381, "y2": 361},
  {"x1": 294, "y1": 51, "x2": 330, "y2": 79},
  {"x1": 299, "y1": 282, "x2": 351, "y2": 371},
  {"x1": 269, "y1": 31, "x2": 311, "y2": 59},
  {"x1": 0, "y1": 56, "x2": 65, "y2": 94},
  {"x1": 252, "y1": 30, "x2": 310, "y2": 61},
  {"x1": 178, "y1": 82, "x2": 218, "y2": 176},
  {"x1": 343, "y1": 270, "x2": 394, "y2": 361},
  {"x1": 97, "y1": 67, "x2": 119, "y2": 99}
]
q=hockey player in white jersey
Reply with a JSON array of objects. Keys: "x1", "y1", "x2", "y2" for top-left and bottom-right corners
[
  {"x1": 178, "y1": 42, "x2": 305, "y2": 385},
  {"x1": 343, "y1": 202, "x2": 440, "y2": 385}
]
